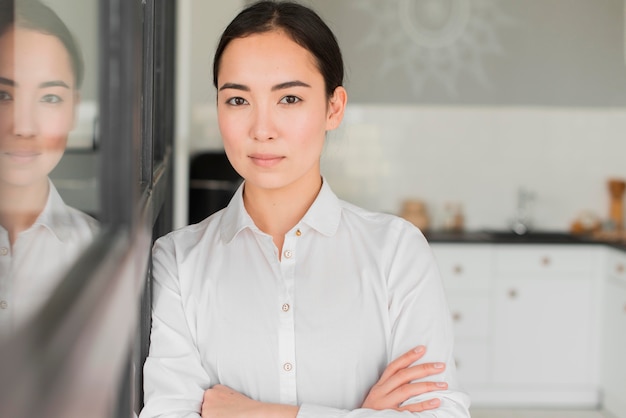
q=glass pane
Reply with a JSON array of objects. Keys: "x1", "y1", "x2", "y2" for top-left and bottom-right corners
[{"x1": 0, "y1": 0, "x2": 100, "y2": 340}]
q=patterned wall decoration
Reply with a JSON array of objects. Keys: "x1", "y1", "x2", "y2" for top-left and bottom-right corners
[{"x1": 354, "y1": 0, "x2": 513, "y2": 97}]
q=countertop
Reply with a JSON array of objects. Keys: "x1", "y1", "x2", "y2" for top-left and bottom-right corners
[{"x1": 424, "y1": 229, "x2": 626, "y2": 252}]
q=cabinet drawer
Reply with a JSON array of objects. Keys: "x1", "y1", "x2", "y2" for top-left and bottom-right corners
[
  {"x1": 602, "y1": 279, "x2": 626, "y2": 418},
  {"x1": 446, "y1": 294, "x2": 490, "y2": 338},
  {"x1": 453, "y1": 341, "x2": 490, "y2": 385},
  {"x1": 494, "y1": 245, "x2": 596, "y2": 275},
  {"x1": 606, "y1": 250, "x2": 626, "y2": 283},
  {"x1": 431, "y1": 245, "x2": 492, "y2": 290}
]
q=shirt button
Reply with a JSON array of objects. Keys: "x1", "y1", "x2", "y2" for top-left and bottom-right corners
[
  {"x1": 282, "y1": 303, "x2": 290, "y2": 312},
  {"x1": 0, "y1": 247, "x2": 8, "y2": 256},
  {"x1": 283, "y1": 250, "x2": 293, "y2": 259},
  {"x1": 0, "y1": 300, "x2": 8, "y2": 309},
  {"x1": 295, "y1": 229, "x2": 302, "y2": 236},
  {"x1": 283, "y1": 362, "x2": 293, "y2": 372}
]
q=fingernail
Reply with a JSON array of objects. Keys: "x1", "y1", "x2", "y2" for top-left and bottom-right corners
[
  {"x1": 413, "y1": 345, "x2": 425, "y2": 354},
  {"x1": 436, "y1": 382, "x2": 447, "y2": 388},
  {"x1": 434, "y1": 362, "x2": 445, "y2": 369},
  {"x1": 429, "y1": 399, "x2": 440, "y2": 406}
]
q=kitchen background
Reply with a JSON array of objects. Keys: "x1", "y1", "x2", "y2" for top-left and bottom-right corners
[{"x1": 179, "y1": 0, "x2": 626, "y2": 232}]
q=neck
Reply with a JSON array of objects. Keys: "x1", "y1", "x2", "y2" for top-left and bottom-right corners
[
  {"x1": 0, "y1": 179, "x2": 50, "y2": 245},
  {"x1": 243, "y1": 174, "x2": 322, "y2": 255}
]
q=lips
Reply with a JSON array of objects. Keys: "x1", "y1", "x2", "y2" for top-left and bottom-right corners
[
  {"x1": 3, "y1": 150, "x2": 41, "y2": 163},
  {"x1": 249, "y1": 153, "x2": 285, "y2": 168}
]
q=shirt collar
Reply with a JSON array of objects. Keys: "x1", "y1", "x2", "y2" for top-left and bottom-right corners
[
  {"x1": 300, "y1": 178, "x2": 341, "y2": 237},
  {"x1": 219, "y1": 177, "x2": 342, "y2": 243}
]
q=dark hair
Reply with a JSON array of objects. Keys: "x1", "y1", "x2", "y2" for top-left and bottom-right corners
[
  {"x1": 0, "y1": 0, "x2": 84, "y2": 89},
  {"x1": 213, "y1": 0, "x2": 344, "y2": 98}
]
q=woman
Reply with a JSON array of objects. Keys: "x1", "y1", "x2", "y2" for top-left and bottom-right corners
[
  {"x1": 0, "y1": 0, "x2": 98, "y2": 336},
  {"x1": 141, "y1": 1, "x2": 470, "y2": 417}
]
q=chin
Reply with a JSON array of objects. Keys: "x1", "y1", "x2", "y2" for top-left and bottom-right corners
[{"x1": 0, "y1": 170, "x2": 50, "y2": 189}]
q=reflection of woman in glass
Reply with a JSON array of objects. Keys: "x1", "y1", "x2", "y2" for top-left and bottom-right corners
[{"x1": 0, "y1": 0, "x2": 98, "y2": 336}]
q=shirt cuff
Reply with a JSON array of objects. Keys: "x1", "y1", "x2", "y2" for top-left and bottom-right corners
[{"x1": 297, "y1": 403, "x2": 347, "y2": 418}]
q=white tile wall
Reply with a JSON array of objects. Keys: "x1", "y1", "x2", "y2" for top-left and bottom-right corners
[{"x1": 321, "y1": 105, "x2": 626, "y2": 231}]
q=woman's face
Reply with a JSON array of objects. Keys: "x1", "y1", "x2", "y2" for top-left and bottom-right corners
[
  {"x1": 216, "y1": 30, "x2": 345, "y2": 193},
  {"x1": 0, "y1": 26, "x2": 77, "y2": 189}
]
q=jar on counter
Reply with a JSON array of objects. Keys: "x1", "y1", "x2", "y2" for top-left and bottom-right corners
[{"x1": 400, "y1": 199, "x2": 430, "y2": 232}]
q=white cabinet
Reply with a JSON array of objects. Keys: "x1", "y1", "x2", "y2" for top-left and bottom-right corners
[
  {"x1": 430, "y1": 244, "x2": 492, "y2": 388},
  {"x1": 431, "y1": 242, "x2": 603, "y2": 407},
  {"x1": 493, "y1": 277, "x2": 593, "y2": 386},
  {"x1": 601, "y1": 249, "x2": 626, "y2": 418},
  {"x1": 492, "y1": 246, "x2": 599, "y2": 400}
]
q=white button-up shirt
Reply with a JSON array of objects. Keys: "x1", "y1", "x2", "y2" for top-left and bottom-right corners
[
  {"x1": 141, "y1": 180, "x2": 471, "y2": 417},
  {"x1": 0, "y1": 180, "x2": 99, "y2": 337}
]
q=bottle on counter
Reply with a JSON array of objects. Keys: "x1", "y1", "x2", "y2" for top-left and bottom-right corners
[
  {"x1": 608, "y1": 178, "x2": 625, "y2": 231},
  {"x1": 443, "y1": 202, "x2": 464, "y2": 232}
]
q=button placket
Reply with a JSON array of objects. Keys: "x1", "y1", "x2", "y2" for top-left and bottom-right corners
[{"x1": 277, "y1": 230, "x2": 298, "y2": 404}]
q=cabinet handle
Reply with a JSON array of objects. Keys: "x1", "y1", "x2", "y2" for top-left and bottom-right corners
[
  {"x1": 617, "y1": 264, "x2": 625, "y2": 274},
  {"x1": 452, "y1": 312, "x2": 462, "y2": 322},
  {"x1": 541, "y1": 256, "x2": 551, "y2": 267},
  {"x1": 453, "y1": 265, "x2": 463, "y2": 275},
  {"x1": 508, "y1": 289, "x2": 518, "y2": 299}
]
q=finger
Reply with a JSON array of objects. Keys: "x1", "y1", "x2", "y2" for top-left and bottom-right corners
[
  {"x1": 397, "y1": 362, "x2": 447, "y2": 384},
  {"x1": 378, "y1": 380, "x2": 447, "y2": 408},
  {"x1": 392, "y1": 381, "x2": 448, "y2": 401},
  {"x1": 399, "y1": 397, "x2": 441, "y2": 413},
  {"x1": 379, "y1": 362, "x2": 446, "y2": 394},
  {"x1": 378, "y1": 346, "x2": 426, "y2": 384}
]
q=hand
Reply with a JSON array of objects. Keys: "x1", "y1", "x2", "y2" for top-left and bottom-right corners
[
  {"x1": 201, "y1": 385, "x2": 259, "y2": 418},
  {"x1": 201, "y1": 384, "x2": 298, "y2": 418},
  {"x1": 361, "y1": 345, "x2": 448, "y2": 413}
]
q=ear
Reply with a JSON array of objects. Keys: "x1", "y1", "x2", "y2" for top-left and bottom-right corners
[{"x1": 326, "y1": 86, "x2": 347, "y2": 131}]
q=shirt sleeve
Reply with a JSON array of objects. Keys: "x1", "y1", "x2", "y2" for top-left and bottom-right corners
[
  {"x1": 297, "y1": 222, "x2": 471, "y2": 418},
  {"x1": 139, "y1": 235, "x2": 211, "y2": 418}
]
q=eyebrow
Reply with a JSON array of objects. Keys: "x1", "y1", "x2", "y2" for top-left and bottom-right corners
[
  {"x1": 0, "y1": 77, "x2": 70, "y2": 89},
  {"x1": 271, "y1": 80, "x2": 311, "y2": 91},
  {"x1": 218, "y1": 80, "x2": 311, "y2": 92},
  {"x1": 40, "y1": 80, "x2": 71, "y2": 89},
  {"x1": 0, "y1": 77, "x2": 15, "y2": 87}
]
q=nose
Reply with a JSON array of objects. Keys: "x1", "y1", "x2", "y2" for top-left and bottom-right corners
[
  {"x1": 250, "y1": 104, "x2": 277, "y2": 141},
  {"x1": 12, "y1": 98, "x2": 37, "y2": 138}
]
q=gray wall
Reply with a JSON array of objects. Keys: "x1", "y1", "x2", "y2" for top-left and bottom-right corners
[{"x1": 306, "y1": 0, "x2": 626, "y2": 107}]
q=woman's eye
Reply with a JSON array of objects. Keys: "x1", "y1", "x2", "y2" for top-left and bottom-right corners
[
  {"x1": 280, "y1": 95, "x2": 301, "y2": 105},
  {"x1": 0, "y1": 90, "x2": 12, "y2": 101},
  {"x1": 226, "y1": 97, "x2": 248, "y2": 106},
  {"x1": 41, "y1": 94, "x2": 63, "y2": 104}
]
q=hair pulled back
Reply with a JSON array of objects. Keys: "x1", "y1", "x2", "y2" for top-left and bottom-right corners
[
  {"x1": 213, "y1": 0, "x2": 344, "y2": 98},
  {"x1": 0, "y1": 0, "x2": 84, "y2": 89}
]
